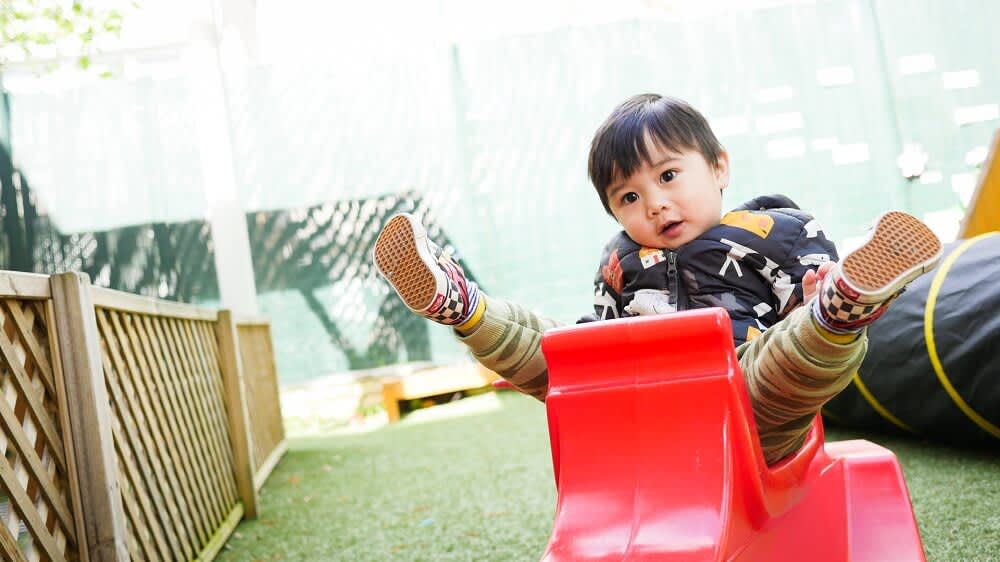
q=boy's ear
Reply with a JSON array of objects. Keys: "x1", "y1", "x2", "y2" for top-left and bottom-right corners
[{"x1": 715, "y1": 151, "x2": 731, "y2": 190}]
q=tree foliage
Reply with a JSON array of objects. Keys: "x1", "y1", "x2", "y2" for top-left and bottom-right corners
[{"x1": 0, "y1": 0, "x2": 128, "y2": 72}]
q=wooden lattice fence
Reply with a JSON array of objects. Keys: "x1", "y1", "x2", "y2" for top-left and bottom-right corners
[
  {"x1": 234, "y1": 317, "x2": 287, "y2": 491},
  {"x1": 0, "y1": 271, "x2": 286, "y2": 562},
  {"x1": 0, "y1": 274, "x2": 81, "y2": 562}
]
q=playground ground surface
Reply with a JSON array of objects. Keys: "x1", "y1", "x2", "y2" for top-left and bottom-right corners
[{"x1": 219, "y1": 391, "x2": 999, "y2": 562}]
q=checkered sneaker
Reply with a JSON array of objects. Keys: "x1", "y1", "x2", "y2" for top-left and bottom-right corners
[
  {"x1": 816, "y1": 282, "x2": 890, "y2": 332},
  {"x1": 814, "y1": 211, "x2": 941, "y2": 333},
  {"x1": 373, "y1": 213, "x2": 480, "y2": 326}
]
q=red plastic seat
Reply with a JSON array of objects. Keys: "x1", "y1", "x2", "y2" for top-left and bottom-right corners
[{"x1": 540, "y1": 308, "x2": 925, "y2": 561}]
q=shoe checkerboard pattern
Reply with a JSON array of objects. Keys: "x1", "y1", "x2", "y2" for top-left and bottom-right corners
[
  {"x1": 819, "y1": 279, "x2": 893, "y2": 330},
  {"x1": 424, "y1": 262, "x2": 472, "y2": 323}
]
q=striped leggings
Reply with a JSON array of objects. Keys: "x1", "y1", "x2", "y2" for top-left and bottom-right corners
[{"x1": 457, "y1": 295, "x2": 867, "y2": 465}]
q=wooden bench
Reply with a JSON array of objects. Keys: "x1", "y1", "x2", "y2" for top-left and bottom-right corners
[{"x1": 381, "y1": 362, "x2": 501, "y2": 422}]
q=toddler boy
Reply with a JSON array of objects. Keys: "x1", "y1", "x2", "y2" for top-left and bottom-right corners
[{"x1": 372, "y1": 94, "x2": 941, "y2": 464}]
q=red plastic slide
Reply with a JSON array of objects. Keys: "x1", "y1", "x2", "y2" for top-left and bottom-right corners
[{"x1": 539, "y1": 308, "x2": 924, "y2": 561}]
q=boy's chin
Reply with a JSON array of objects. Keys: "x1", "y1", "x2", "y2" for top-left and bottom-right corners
[
  {"x1": 635, "y1": 236, "x2": 684, "y2": 250},
  {"x1": 652, "y1": 232, "x2": 689, "y2": 250}
]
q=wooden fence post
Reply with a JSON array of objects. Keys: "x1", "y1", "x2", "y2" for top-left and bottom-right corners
[
  {"x1": 50, "y1": 272, "x2": 129, "y2": 562},
  {"x1": 214, "y1": 310, "x2": 258, "y2": 519}
]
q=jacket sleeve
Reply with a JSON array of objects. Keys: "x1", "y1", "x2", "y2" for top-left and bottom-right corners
[
  {"x1": 772, "y1": 215, "x2": 839, "y2": 319},
  {"x1": 590, "y1": 235, "x2": 628, "y2": 321}
]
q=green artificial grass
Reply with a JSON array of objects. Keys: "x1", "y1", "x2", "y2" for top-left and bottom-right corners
[
  {"x1": 823, "y1": 427, "x2": 1000, "y2": 562},
  {"x1": 219, "y1": 392, "x2": 999, "y2": 562}
]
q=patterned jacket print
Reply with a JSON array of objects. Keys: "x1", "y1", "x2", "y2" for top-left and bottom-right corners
[{"x1": 588, "y1": 194, "x2": 838, "y2": 346}]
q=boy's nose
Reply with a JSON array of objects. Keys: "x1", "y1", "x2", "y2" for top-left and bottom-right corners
[{"x1": 647, "y1": 198, "x2": 670, "y2": 216}]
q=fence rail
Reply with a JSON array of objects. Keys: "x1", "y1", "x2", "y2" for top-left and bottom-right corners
[{"x1": 0, "y1": 271, "x2": 287, "y2": 562}]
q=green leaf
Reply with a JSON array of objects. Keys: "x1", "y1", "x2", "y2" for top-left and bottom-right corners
[
  {"x1": 3, "y1": 0, "x2": 136, "y2": 76},
  {"x1": 27, "y1": 32, "x2": 54, "y2": 45}
]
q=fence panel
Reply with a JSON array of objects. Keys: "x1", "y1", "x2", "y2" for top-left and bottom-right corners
[
  {"x1": 91, "y1": 288, "x2": 243, "y2": 561},
  {"x1": 235, "y1": 318, "x2": 287, "y2": 490},
  {"x1": 1, "y1": 273, "x2": 284, "y2": 561},
  {"x1": 0, "y1": 273, "x2": 82, "y2": 562}
]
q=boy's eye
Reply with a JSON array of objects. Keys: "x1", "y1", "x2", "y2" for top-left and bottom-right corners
[
  {"x1": 621, "y1": 192, "x2": 639, "y2": 204},
  {"x1": 660, "y1": 170, "x2": 677, "y2": 182}
]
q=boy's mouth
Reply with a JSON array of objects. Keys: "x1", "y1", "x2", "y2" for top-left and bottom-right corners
[{"x1": 660, "y1": 221, "x2": 683, "y2": 236}]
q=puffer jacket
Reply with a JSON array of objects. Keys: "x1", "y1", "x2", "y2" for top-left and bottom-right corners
[{"x1": 588, "y1": 194, "x2": 838, "y2": 346}]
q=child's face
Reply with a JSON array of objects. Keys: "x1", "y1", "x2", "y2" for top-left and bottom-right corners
[{"x1": 605, "y1": 142, "x2": 729, "y2": 250}]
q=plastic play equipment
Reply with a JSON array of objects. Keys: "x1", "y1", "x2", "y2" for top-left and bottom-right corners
[
  {"x1": 959, "y1": 129, "x2": 1000, "y2": 238},
  {"x1": 539, "y1": 308, "x2": 925, "y2": 561}
]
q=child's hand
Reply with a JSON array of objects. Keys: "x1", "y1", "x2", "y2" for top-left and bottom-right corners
[{"x1": 802, "y1": 262, "x2": 835, "y2": 303}]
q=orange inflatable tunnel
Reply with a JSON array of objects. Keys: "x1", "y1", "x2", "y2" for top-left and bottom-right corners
[{"x1": 539, "y1": 308, "x2": 924, "y2": 561}]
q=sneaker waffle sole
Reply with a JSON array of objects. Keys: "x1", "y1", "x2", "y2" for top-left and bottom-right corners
[
  {"x1": 374, "y1": 216, "x2": 438, "y2": 310},
  {"x1": 842, "y1": 211, "x2": 941, "y2": 292}
]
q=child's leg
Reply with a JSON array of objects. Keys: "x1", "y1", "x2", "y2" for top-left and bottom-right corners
[
  {"x1": 455, "y1": 295, "x2": 559, "y2": 401},
  {"x1": 737, "y1": 305, "x2": 866, "y2": 464},
  {"x1": 374, "y1": 214, "x2": 558, "y2": 401},
  {"x1": 742, "y1": 211, "x2": 942, "y2": 464}
]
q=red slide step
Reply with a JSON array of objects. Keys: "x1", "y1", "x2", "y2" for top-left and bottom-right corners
[{"x1": 539, "y1": 308, "x2": 924, "y2": 561}]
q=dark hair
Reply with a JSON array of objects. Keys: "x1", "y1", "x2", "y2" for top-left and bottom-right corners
[{"x1": 588, "y1": 94, "x2": 725, "y2": 216}]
